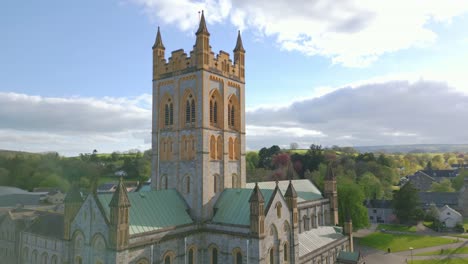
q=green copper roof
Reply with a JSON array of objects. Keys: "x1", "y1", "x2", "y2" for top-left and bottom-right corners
[
  {"x1": 213, "y1": 188, "x2": 273, "y2": 226},
  {"x1": 98, "y1": 189, "x2": 193, "y2": 235},
  {"x1": 337, "y1": 251, "x2": 360, "y2": 261},
  {"x1": 246, "y1": 180, "x2": 323, "y2": 202}
]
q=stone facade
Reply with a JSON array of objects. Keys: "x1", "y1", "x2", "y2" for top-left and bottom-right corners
[{"x1": 151, "y1": 14, "x2": 246, "y2": 221}]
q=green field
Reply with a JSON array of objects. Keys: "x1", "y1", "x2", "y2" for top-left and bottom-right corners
[
  {"x1": 359, "y1": 232, "x2": 458, "y2": 252},
  {"x1": 415, "y1": 247, "x2": 468, "y2": 256},
  {"x1": 411, "y1": 259, "x2": 468, "y2": 264},
  {"x1": 452, "y1": 235, "x2": 468, "y2": 239},
  {"x1": 378, "y1": 224, "x2": 417, "y2": 232}
]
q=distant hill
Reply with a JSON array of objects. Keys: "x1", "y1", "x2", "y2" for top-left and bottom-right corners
[
  {"x1": 354, "y1": 144, "x2": 468, "y2": 154},
  {"x1": 0, "y1": 149, "x2": 47, "y2": 158}
]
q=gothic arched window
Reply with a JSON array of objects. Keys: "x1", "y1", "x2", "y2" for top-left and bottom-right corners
[
  {"x1": 283, "y1": 242, "x2": 289, "y2": 262},
  {"x1": 211, "y1": 247, "x2": 218, "y2": 264},
  {"x1": 227, "y1": 95, "x2": 240, "y2": 131},
  {"x1": 164, "y1": 98, "x2": 174, "y2": 127},
  {"x1": 209, "y1": 90, "x2": 222, "y2": 128},
  {"x1": 184, "y1": 93, "x2": 196, "y2": 126},
  {"x1": 188, "y1": 247, "x2": 195, "y2": 264}
]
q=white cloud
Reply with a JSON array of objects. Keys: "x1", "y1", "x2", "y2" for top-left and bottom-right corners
[
  {"x1": 3, "y1": 78, "x2": 468, "y2": 154},
  {"x1": 247, "y1": 125, "x2": 325, "y2": 137},
  {"x1": 246, "y1": 79, "x2": 468, "y2": 149},
  {"x1": 131, "y1": 0, "x2": 468, "y2": 67},
  {"x1": 0, "y1": 92, "x2": 152, "y2": 156}
]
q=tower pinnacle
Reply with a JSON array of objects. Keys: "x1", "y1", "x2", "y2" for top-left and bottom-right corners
[
  {"x1": 233, "y1": 30, "x2": 245, "y2": 53},
  {"x1": 196, "y1": 10, "x2": 210, "y2": 35},
  {"x1": 109, "y1": 177, "x2": 131, "y2": 208},
  {"x1": 153, "y1": 26, "x2": 165, "y2": 50}
]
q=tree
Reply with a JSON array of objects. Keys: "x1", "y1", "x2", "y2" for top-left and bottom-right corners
[
  {"x1": 0, "y1": 167, "x2": 11, "y2": 185},
  {"x1": 425, "y1": 160, "x2": 433, "y2": 170},
  {"x1": 258, "y1": 145, "x2": 281, "y2": 169},
  {"x1": 431, "y1": 155, "x2": 446, "y2": 169},
  {"x1": 289, "y1": 142, "x2": 299, "y2": 150},
  {"x1": 377, "y1": 154, "x2": 392, "y2": 167},
  {"x1": 246, "y1": 152, "x2": 259, "y2": 171},
  {"x1": 393, "y1": 182, "x2": 420, "y2": 224},
  {"x1": 429, "y1": 179, "x2": 455, "y2": 192},
  {"x1": 452, "y1": 170, "x2": 468, "y2": 191},
  {"x1": 272, "y1": 153, "x2": 290, "y2": 168},
  {"x1": 358, "y1": 172, "x2": 383, "y2": 200},
  {"x1": 304, "y1": 144, "x2": 324, "y2": 172},
  {"x1": 338, "y1": 179, "x2": 369, "y2": 229}
]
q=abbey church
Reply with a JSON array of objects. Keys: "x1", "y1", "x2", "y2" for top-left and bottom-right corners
[{"x1": 1, "y1": 13, "x2": 358, "y2": 264}]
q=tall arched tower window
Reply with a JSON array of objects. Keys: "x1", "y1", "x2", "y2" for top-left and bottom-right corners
[
  {"x1": 184, "y1": 92, "x2": 196, "y2": 126},
  {"x1": 209, "y1": 90, "x2": 222, "y2": 128},
  {"x1": 227, "y1": 94, "x2": 239, "y2": 130},
  {"x1": 160, "y1": 94, "x2": 174, "y2": 129},
  {"x1": 164, "y1": 99, "x2": 174, "y2": 126}
]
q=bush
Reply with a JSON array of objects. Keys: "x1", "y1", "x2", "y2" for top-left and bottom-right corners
[{"x1": 455, "y1": 223, "x2": 465, "y2": 233}]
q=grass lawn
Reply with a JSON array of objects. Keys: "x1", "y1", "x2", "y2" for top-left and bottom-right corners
[
  {"x1": 378, "y1": 224, "x2": 416, "y2": 232},
  {"x1": 411, "y1": 259, "x2": 468, "y2": 264},
  {"x1": 415, "y1": 247, "x2": 468, "y2": 256},
  {"x1": 452, "y1": 234, "x2": 468, "y2": 239},
  {"x1": 359, "y1": 232, "x2": 458, "y2": 252}
]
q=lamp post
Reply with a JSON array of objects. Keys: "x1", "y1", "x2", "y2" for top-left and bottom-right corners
[{"x1": 409, "y1": 247, "x2": 413, "y2": 264}]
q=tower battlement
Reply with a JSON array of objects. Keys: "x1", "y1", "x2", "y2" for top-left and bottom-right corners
[
  {"x1": 153, "y1": 46, "x2": 244, "y2": 81},
  {"x1": 152, "y1": 11, "x2": 245, "y2": 82}
]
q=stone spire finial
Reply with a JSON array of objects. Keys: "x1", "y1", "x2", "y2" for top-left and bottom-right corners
[
  {"x1": 153, "y1": 26, "x2": 165, "y2": 49},
  {"x1": 233, "y1": 30, "x2": 245, "y2": 52},
  {"x1": 285, "y1": 180, "x2": 298, "y2": 198},
  {"x1": 249, "y1": 182, "x2": 264, "y2": 203},
  {"x1": 196, "y1": 10, "x2": 210, "y2": 35},
  {"x1": 109, "y1": 177, "x2": 131, "y2": 208}
]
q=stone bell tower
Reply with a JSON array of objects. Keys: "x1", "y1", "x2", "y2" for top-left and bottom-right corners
[{"x1": 151, "y1": 12, "x2": 247, "y2": 221}]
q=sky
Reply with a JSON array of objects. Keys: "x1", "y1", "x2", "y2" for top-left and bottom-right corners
[{"x1": 1, "y1": 0, "x2": 468, "y2": 156}]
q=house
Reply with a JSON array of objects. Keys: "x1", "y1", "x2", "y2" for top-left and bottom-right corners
[
  {"x1": 407, "y1": 171, "x2": 436, "y2": 191},
  {"x1": 0, "y1": 186, "x2": 43, "y2": 208},
  {"x1": 365, "y1": 200, "x2": 395, "y2": 224},
  {"x1": 418, "y1": 192, "x2": 459, "y2": 209},
  {"x1": 437, "y1": 205, "x2": 462, "y2": 228},
  {"x1": 96, "y1": 183, "x2": 117, "y2": 193},
  {"x1": 114, "y1": 170, "x2": 127, "y2": 177},
  {"x1": 45, "y1": 190, "x2": 65, "y2": 204},
  {"x1": 420, "y1": 169, "x2": 458, "y2": 181}
]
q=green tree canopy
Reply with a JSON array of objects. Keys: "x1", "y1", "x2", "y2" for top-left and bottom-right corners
[
  {"x1": 429, "y1": 178, "x2": 455, "y2": 192},
  {"x1": 358, "y1": 172, "x2": 383, "y2": 200},
  {"x1": 393, "y1": 182, "x2": 420, "y2": 224},
  {"x1": 338, "y1": 179, "x2": 369, "y2": 229}
]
